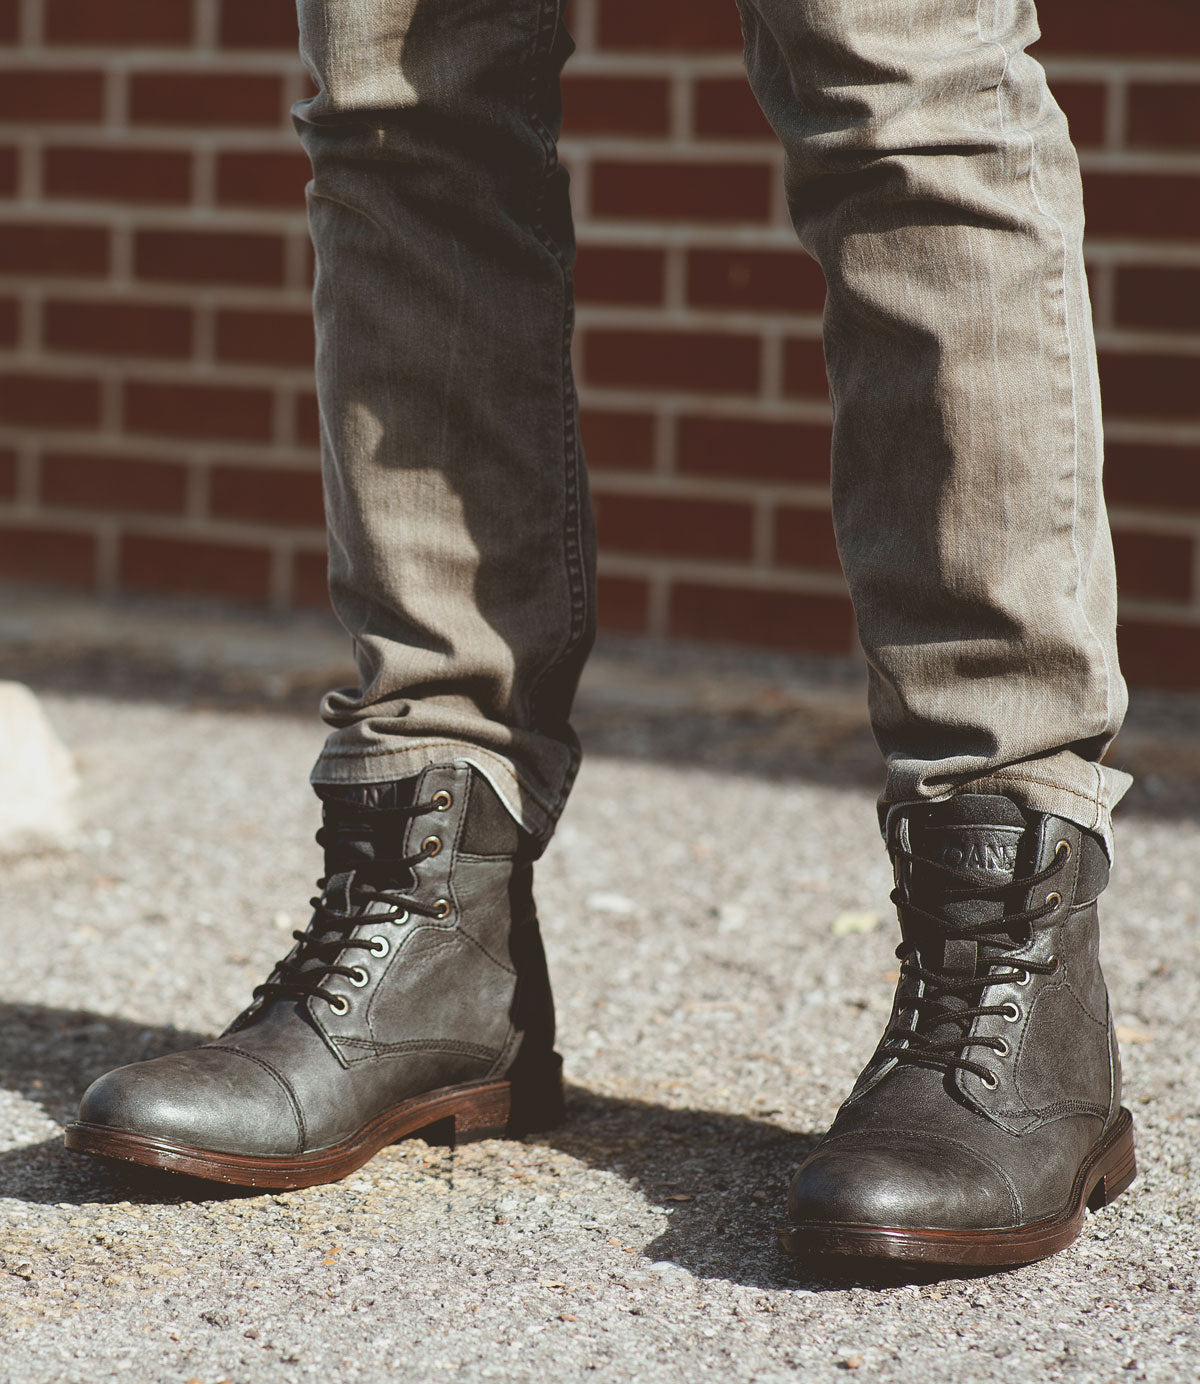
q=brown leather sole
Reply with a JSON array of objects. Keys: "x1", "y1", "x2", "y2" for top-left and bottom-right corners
[
  {"x1": 64, "y1": 1071, "x2": 564, "y2": 1191},
  {"x1": 777, "y1": 1106, "x2": 1136, "y2": 1267}
]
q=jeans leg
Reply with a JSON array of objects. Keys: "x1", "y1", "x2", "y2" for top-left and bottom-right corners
[
  {"x1": 295, "y1": 0, "x2": 595, "y2": 848},
  {"x1": 739, "y1": 0, "x2": 1128, "y2": 853}
]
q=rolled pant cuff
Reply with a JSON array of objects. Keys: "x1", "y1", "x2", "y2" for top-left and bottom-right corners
[
  {"x1": 310, "y1": 742, "x2": 557, "y2": 846},
  {"x1": 880, "y1": 759, "x2": 1132, "y2": 862}
]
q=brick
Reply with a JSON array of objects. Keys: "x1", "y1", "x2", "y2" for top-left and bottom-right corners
[
  {"x1": 574, "y1": 246, "x2": 665, "y2": 305},
  {"x1": 216, "y1": 309, "x2": 314, "y2": 366},
  {"x1": 773, "y1": 505, "x2": 841, "y2": 572},
  {"x1": 0, "y1": 372, "x2": 100, "y2": 428},
  {"x1": 597, "y1": 573, "x2": 650, "y2": 633},
  {"x1": 687, "y1": 248, "x2": 825, "y2": 312},
  {"x1": 124, "y1": 380, "x2": 275, "y2": 442},
  {"x1": 296, "y1": 392, "x2": 321, "y2": 446},
  {"x1": 1099, "y1": 353, "x2": 1200, "y2": 422},
  {"x1": 46, "y1": 0, "x2": 192, "y2": 45},
  {"x1": 597, "y1": 0, "x2": 742, "y2": 52},
  {"x1": 291, "y1": 549, "x2": 330, "y2": 609},
  {"x1": 562, "y1": 75, "x2": 670, "y2": 136},
  {"x1": 1083, "y1": 172, "x2": 1200, "y2": 239},
  {"x1": 130, "y1": 73, "x2": 284, "y2": 127},
  {"x1": 0, "y1": 71, "x2": 106, "y2": 123},
  {"x1": 579, "y1": 409, "x2": 655, "y2": 470},
  {"x1": 1117, "y1": 619, "x2": 1200, "y2": 690},
  {"x1": 216, "y1": 151, "x2": 311, "y2": 208},
  {"x1": 120, "y1": 534, "x2": 272, "y2": 603},
  {"x1": 0, "y1": 0, "x2": 16, "y2": 43},
  {"x1": 783, "y1": 338, "x2": 830, "y2": 399},
  {"x1": 592, "y1": 160, "x2": 773, "y2": 223},
  {"x1": 1038, "y1": 3, "x2": 1200, "y2": 58},
  {"x1": 594, "y1": 493, "x2": 754, "y2": 561},
  {"x1": 40, "y1": 452, "x2": 188, "y2": 514},
  {"x1": 669, "y1": 581, "x2": 854, "y2": 653},
  {"x1": 0, "y1": 222, "x2": 108, "y2": 276},
  {"x1": 1111, "y1": 529, "x2": 1192, "y2": 602},
  {"x1": 134, "y1": 230, "x2": 286, "y2": 286},
  {"x1": 0, "y1": 525, "x2": 95, "y2": 586},
  {"x1": 1105, "y1": 442, "x2": 1200, "y2": 513},
  {"x1": 1127, "y1": 83, "x2": 1200, "y2": 151},
  {"x1": 219, "y1": 0, "x2": 297, "y2": 49},
  {"x1": 677, "y1": 415, "x2": 832, "y2": 483},
  {"x1": 694, "y1": 79, "x2": 771, "y2": 140},
  {"x1": 0, "y1": 296, "x2": 15, "y2": 347},
  {"x1": 1140, "y1": 627, "x2": 1200, "y2": 691},
  {"x1": 1052, "y1": 81, "x2": 1106, "y2": 149},
  {"x1": 584, "y1": 328, "x2": 760, "y2": 393},
  {"x1": 1115, "y1": 266, "x2": 1200, "y2": 331},
  {"x1": 0, "y1": 448, "x2": 14, "y2": 499},
  {"x1": 209, "y1": 463, "x2": 325, "y2": 527},
  {"x1": 43, "y1": 300, "x2": 193, "y2": 359},
  {"x1": 43, "y1": 146, "x2": 192, "y2": 204},
  {"x1": 0, "y1": 145, "x2": 15, "y2": 195}
]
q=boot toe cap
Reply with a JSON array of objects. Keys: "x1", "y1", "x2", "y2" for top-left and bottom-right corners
[
  {"x1": 76, "y1": 1046, "x2": 302, "y2": 1158},
  {"x1": 787, "y1": 1134, "x2": 1020, "y2": 1232}
]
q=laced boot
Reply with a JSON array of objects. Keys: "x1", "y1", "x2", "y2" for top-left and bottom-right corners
[
  {"x1": 779, "y1": 794, "x2": 1135, "y2": 1267},
  {"x1": 66, "y1": 762, "x2": 563, "y2": 1188}
]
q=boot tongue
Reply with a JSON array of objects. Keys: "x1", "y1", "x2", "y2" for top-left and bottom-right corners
[
  {"x1": 314, "y1": 779, "x2": 421, "y2": 872},
  {"x1": 899, "y1": 796, "x2": 1031, "y2": 1040},
  {"x1": 905, "y1": 794, "x2": 1027, "y2": 889}
]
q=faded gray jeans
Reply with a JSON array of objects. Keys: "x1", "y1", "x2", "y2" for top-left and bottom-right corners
[{"x1": 297, "y1": 0, "x2": 1130, "y2": 856}]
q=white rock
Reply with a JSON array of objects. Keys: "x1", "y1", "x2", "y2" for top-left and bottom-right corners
[
  {"x1": 0, "y1": 682, "x2": 79, "y2": 854},
  {"x1": 584, "y1": 891, "x2": 637, "y2": 916}
]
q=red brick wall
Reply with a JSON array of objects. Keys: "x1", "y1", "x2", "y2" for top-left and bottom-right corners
[{"x1": 1, "y1": 0, "x2": 1199, "y2": 686}]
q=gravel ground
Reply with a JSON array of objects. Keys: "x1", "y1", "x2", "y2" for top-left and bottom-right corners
[{"x1": 0, "y1": 598, "x2": 1198, "y2": 1383}]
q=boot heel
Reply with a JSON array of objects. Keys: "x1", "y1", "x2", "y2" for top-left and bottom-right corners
[
  {"x1": 1087, "y1": 1108, "x2": 1137, "y2": 1211},
  {"x1": 453, "y1": 1083, "x2": 515, "y2": 1143}
]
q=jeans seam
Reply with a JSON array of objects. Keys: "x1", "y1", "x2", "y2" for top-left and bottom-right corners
[
  {"x1": 521, "y1": 0, "x2": 589, "y2": 830},
  {"x1": 977, "y1": 0, "x2": 1116, "y2": 751}
]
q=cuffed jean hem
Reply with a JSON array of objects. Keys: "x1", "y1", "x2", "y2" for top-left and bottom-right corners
[
  {"x1": 880, "y1": 755, "x2": 1132, "y2": 861},
  {"x1": 310, "y1": 741, "x2": 558, "y2": 846}
]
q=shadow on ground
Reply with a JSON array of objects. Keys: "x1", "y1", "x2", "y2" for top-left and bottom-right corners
[
  {"x1": 6, "y1": 643, "x2": 1200, "y2": 819},
  {"x1": 0, "y1": 1002, "x2": 994, "y2": 1292}
]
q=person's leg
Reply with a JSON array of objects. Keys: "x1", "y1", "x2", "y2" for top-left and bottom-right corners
[
  {"x1": 743, "y1": 0, "x2": 1126, "y2": 852},
  {"x1": 65, "y1": 0, "x2": 587, "y2": 1186},
  {"x1": 301, "y1": 0, "x2": 595, "y2": 847},
  {"x1": 740, "y1": 0, "x2": 1133, "y2": 1264}
]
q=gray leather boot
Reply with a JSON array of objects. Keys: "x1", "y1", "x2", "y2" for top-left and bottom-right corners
[
  {"x1": 66, "y1": 762, "x2": 563, "y2": 1188},
  {"x1": 779, "y1": 794, "x2": 1135, "y2": 1267}
]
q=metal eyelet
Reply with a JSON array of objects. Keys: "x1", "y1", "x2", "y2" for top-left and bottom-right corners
[
  {"x1": 1045, "y1": 891, "x2": 1062, "y2": 910},
  {"x1": 1001, "y1": 1001, "x2": 1021, "y2": 1022},
  {"x1": 369, "y1": 935, "x2": 390, "y2": 958},
  {"x1": 422, "y1": 835, "x2": 442, "y2": 857},
  {"x1": 349, "y1": 966, "x2": 369, "y2": 988},
  {"x1": 328, "y1": 995, "x2": 349, "y2": 1016},
  {"x1": 432, "y1": 898, "x2": 451, "y2": 920},
  {"x1": 1055, "y1": 839, "x2": 1072, "y2": 860},
  {"x1": 1047, "y1": 953, "x2": 1062, "y2": 973},
  {"x1": 390, "y1": 909, "x2": 410, "y2": 926},
  {"x1": 432, "y1": 791, "x2": 453, "y2": 811},
  {"x1": 979, "y1": 1070, "x2": 999, "y2": 1090},
  {"x1": 1014, "y1": 968, "x2": 1031, "y2": 986},
  {"x1": 993, "y1": 1038, "x2": 1010, "y2": 1058}
]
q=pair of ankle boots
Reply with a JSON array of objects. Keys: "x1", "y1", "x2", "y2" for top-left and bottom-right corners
[{"x1": 66, "y1": 764, "x2": 1134, "y2": 1268}]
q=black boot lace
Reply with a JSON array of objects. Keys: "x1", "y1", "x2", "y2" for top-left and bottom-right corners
[
  {"x1": 252, "y1": 798, "x2": 446, "y2": 1013},
  {"x1": 879, "y1": 839, "x2": 1072, "y2": 1085}
]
